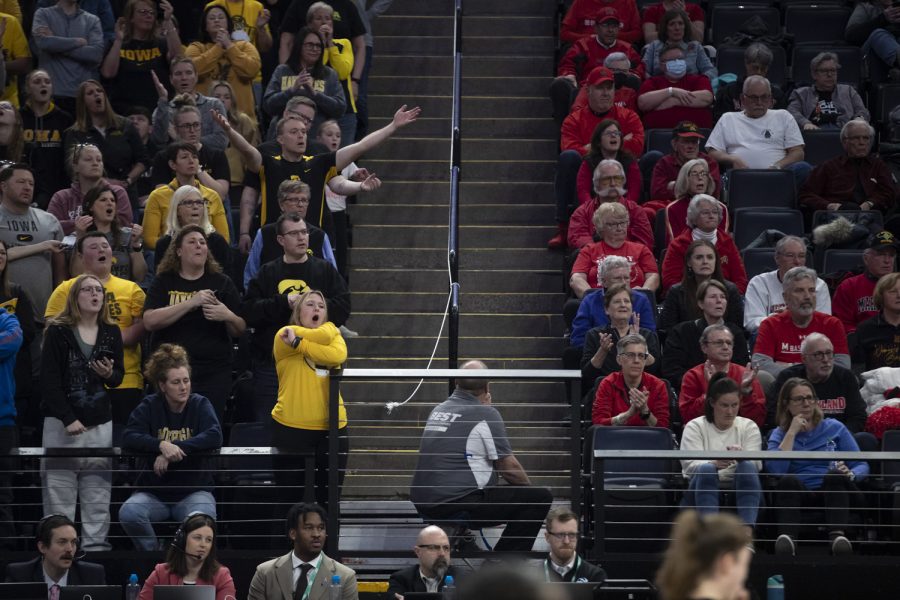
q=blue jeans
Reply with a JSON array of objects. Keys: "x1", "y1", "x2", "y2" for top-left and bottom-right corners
[
  {"x1": 783, "y1": 161, "x2": 812, "y2": 190},
  {"x1": 863, "y1": 28, "x2": 900, "y2": 69},
  {"x1": 555, "y1": 149, "x2": 583, "y2": 223},
  {"x1": 118, "y1": 490, "x2": 217, "y2": 550},
  {"x1": 686, "y1": 461, "x2": 761, "y2": 526}
]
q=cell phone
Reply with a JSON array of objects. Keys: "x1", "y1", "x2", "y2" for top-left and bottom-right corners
[
  {"x1": 96, "y1": 349, "x2": 115, "y2": 362},
  {"x1": 157, "y1": 5, "x2": 165, "y2": 21}
]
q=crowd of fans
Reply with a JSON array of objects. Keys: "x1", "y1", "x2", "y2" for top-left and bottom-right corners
[{"x1": 554, "y1": 0, "x2": 900, "y2": 561}]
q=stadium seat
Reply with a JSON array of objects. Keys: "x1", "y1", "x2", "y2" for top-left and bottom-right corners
[
  {"x1": 741, "y1": 248, "x2": 777, "y2": 280},
  {"x1": 727, "y1": 169, "x2": 796, "y2": 211},
  {"x1": 873, "y1": 83, "x2": 900, "y2": 138},
  {"x1": 801, "y1": 130, "x2": 844, "y2": 166},
  {"x1": 584, "y1": 425, "x2": 677, "y2": 554},
  {"x1": 792, "y1": 46, "x2": 863, "y2": 87},
  {"x1": 716, "y1": 45, "x2": 788, "y2": 88},
  {"x1": 222, "y1": 422, "x2": 280, "y2": 548},
  {"x1": 821, "y1": 248, "x2": 866, "y2": 275},
  {"x1": 709, "y1": 6, "x2": 780, "y2": 47},
  {"x1": 732, "y1": 209, "x2": 804, "y2": 250},
  {"x1": 784, "y1": 6, "x2": 852, "y2": 46},
  {"x1": 812, "y1": 210, "x2": 884, "y2": 231}
]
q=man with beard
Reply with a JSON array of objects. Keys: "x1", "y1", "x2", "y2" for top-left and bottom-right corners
[
  {"x1": 753, "y1": 266, "x2": 849, "y2": 380},
  {"x1": 387, "y1": 526, "x2": 462, "y2": 598},
  {"x1": 567, "y1": 158, "x2": 653, "y2": 250},
  {"x1": 539, "y1": 507, "x2": 606, "y2": 583},
  {"x1": 4, "y1": 514, "x2": 106, "y2": 587}
]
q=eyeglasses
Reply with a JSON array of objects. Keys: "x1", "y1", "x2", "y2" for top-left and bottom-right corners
[
  {"x1": 619, "y1": 352, "x2": 648, "y2": 362},
  {"x1": 705, "y1": 339, "x2": 734, "y2": 347},
  {"x1": 605, "y1": 220, "x2": 628, "y2": 230},
  {"x1": 79, "y1": 286, "x2": 104, "y2": 294},
  {"x1": 546, "y1": 531, "x2": 579, "y2": 541},
  {"x1": 598, "y1": 175, "x2": 625, "y2": 185},
  {"x1": 789, "y1": 395, "x2": 816, "y2": 405},
  {"x1": 742, "y1": 93, "x2": 771, "y2": 102},
  {"x1": 688, "y1": 171, "x2": 709, "y2": 179},
  {"x1": 180, "y1": 199, "x2": 207, "y2": 208},
  {"x1": 777, "y1": 251, "x2": 807, "y2": 261},
  {"x1": 417, "y1": 544, "x2": 451, "y2": 552},
  {"x1": 602, "y1": 130, "x2": 622, "y2": 138},
  {"x1": 280, "y1": 229, "x2": 309, "y2": 239},
  {"x1": 303, "y1": 42, "x2": 324, "y2": 50},
  {"x1": 176, "y1": 122, "x2": 202, "y2": 131},
  {"x1": 286, "y1": 110, "x2": 313, "y2": 125},
  {"x1": 134, "y1": 8, "x2": 154, "y2": 16},
  {"x1": 282, "y1": 197, "x2": 310, "y2": 207},
  {"x1": 815, "y1": 68, "x2": 839, "y2": 75},
  {"x1": 846, "y1": 135, "x2": 871, "y2": 142},
  {"x1": 804, "y1": 350, "x2": 834, "y2": 361}
]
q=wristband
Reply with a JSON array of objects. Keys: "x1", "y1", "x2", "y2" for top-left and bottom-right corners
[
  {"x1": 131, "y1": 242, "x2": 143, "y2": 252},
  {"x1": 639, "y1": 411, "x2": 651, "y2": 421},
  {"x1": 291, "y1": 336, "x2": 302, "y2": 349}
]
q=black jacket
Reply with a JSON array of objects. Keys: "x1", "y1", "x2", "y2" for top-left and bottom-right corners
[
  {"x1": 39, "y1": 321, "x2": 125, "y2": 427},
  {"x1": 5, "y1": 556, "x2": 106, "y2": 584},
  {"x1": 541, "y1": 556, "x2": 606, "y2": 584},
  {"x1": 386, "y1": 565, "x2": 463, "y2": 597}
]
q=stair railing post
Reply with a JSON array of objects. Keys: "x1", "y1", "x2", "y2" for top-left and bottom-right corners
[{"x1": 448, "y1": 0, "x2": 462, "y2": 393}]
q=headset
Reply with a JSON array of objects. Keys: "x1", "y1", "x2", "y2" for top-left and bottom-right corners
[
  {"x1": 170, "y1": 512, "x2": 217, "y2": 560},
  {"x1": 36, "y1": 513, "x2": 85, "y2": 560}
]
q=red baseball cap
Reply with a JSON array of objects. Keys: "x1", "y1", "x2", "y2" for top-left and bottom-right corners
[
  {"x1": 586, "y1": 66, "x2": 615, "y2": 87},
  {"x1": 596, "y1": 7, "x2": 621, "y2": 24}
]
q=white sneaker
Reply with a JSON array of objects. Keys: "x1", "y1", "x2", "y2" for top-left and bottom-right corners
[
  {"x1": 775, "y1": 534, "x2": 795, "y2": 556},
  {"x1": 339, "y1": 325, "x2": 359, "y2": 337}
]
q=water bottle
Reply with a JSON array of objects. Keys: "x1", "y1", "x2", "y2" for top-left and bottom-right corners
[
  {"x1": 125, "y1": 573, "x2": 140, "y2": 600},
  {"x1": 329, "y1": 574, "x2": 341, "y2": 600},
  {"x1": 826, "y1": 438, "x2": 839, "y2": 471},
  {"x1": 443, "y1": 575, "x2": 455, "y2": 600},
  {"x1": 767, "y1": 574, "x2": 784, "y2": 600}
]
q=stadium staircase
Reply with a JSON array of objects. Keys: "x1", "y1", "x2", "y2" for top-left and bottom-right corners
[{"x1": 340, "y1": 0, "x2": 571, "y2": 504}]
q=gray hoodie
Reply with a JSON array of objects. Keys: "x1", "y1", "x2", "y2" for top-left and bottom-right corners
[{"x1": 32, "y1": 4, "x2": 104, "y2": 98}]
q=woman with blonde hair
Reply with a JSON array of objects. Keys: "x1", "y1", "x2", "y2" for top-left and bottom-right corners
[
  {"x1": 272, "y1": 289, "x2": 347, "y2": 511},
  {"x1": 40, "y1": 274, "x2": 125, "y2": 551},
  {"x1": 656, "y1": 511, "x2": 752, "y2": 600},
  {"x1": 155, "y1": 185, "x2": 230, "y2": 269}
]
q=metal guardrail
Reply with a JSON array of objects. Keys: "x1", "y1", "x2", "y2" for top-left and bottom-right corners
[{"x1": 448, "y1": 0, "x2": 463, "y2": 374}]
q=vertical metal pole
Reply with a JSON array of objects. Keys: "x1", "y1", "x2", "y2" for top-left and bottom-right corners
[
  {"x1": 326, "y1": 369, "x2": 341, "y2": 556},
  {"x1": 447, "y1": 0, "x2": 462, "y2": 394}
]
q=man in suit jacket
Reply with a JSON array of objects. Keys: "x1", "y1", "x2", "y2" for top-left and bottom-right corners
[
  {"x1": 248, "y1": 502, "x2": 357, "y2": 600},
  {"x1": 387, "y1": 526, "x2": 463, "y2": 599},
  {"x1": 5, "y1": 515, "x2": 106, "y2": 591},
  {"x1": 540, "y1": 507, "x2": 606, "y2": 584}
]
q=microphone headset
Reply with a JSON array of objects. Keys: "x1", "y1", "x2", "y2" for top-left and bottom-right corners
[
  {"x1": 170, "y1": 512, "x2": 216, "y2": 561},
  {"x1": 36, "y1": 514, "x2": 86, "y2": 561}
]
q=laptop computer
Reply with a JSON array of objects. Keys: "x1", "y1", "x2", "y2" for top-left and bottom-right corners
[
  {"x1": 404, "y1": 594, "x2": 443, "y2": 600},
  {"x1": 0, "y1": 582, "x2": 48, "y2": 600},
  {"x1": 59, "y1": 585, "x2": 122, "y2": 600},
  {"x1": 152, "y1": 585, "x2": 216, "y2": 600},
  {"x1": 596, "y1": 579, "x2": 657, "y2": 600}
]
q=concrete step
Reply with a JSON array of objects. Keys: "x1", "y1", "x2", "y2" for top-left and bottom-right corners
[
  {"x1": 352, "y1": 224, "x2": 554, "y2": 248},
  {"x1": 342, "y1": 380, "x2": 573, "y2": 404},
  {"x1": 366, "y1": 136, "x2": 558, "y2": 161},
  {"x1": 352, "y1": 291, "x2": 564, "y2": 313},
  {"x1": 348, "y1": 424, "x2": 572, "y2": 450},
  {"x1": 364, "y1": 181, "x2": 554, "y2": 205},
  {"x1": 377, "y1": 35, "x2": 555, "y2": 56},
  {"x1": 360, "y1": 159, "x2": 555, "y2": 180},
  {"x1": 352, "y1": 202, "x2": 553, "y2": 225},
  {"x1": 369, "y1": 75, "x2": 552, "y2": 97},
  {"x1": 345, "y1": 356, "x2": 563, "y2": 370},
  {"x1": 346, "y1": 312, "x2": 565, "y2": 337},
  {"x1": 367, "y1": 116, "x2": 558, "y2": 139},
  {"x1": 368, "y1": 95, "x2": 552, "y2": 120},
  {"x1": 341, "y1": 474, "x2": 571, "y2": 499},
  {"x1": 374, "y1": 15, "x2": 551, "y2": 37},
  {"x1": 351, "y1": 247, "x2": 561, "y2": 269},
  {"x1": 346, "y1": 335, "x2": 564, "y2": 358},
  {"x1": 380, "y1": 0, "x2": 555, "y2": 17},
  {"x1": 346, "y1": 401, "x2": 572, "y2": 424},
  {"x1": 350, "y1": 268, "x2": 559, "y2": 293},
  {"x1": 375, "y1": 55, "x2": 555, "y2": 78}
]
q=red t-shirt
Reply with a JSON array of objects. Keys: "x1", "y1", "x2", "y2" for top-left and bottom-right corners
[
  {"x1": 562, "y1": 0, "x2": 643, "y2": 44},
  {"x1": 754, "y1": 311, "x2": 849, "y2": 364},
  {"x1": 638, "y1": 74, "x2": 714, "y2": 129},
  {"x1": 571, "y1": 84, "x2": 639, "y2": 114},
  {"x1": 571, "y1": 239, "x2": 657, "y2": 288},
  {"x1": 832, "y1": 273, "x2": 878, "y2": 333}
]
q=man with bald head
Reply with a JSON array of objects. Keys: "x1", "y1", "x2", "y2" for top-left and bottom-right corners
[
  {"x1": 410, "y1": 361, "x2": 552, "y2": 553},
  {"x1": 387, "y1": 526, "x2": 462, "y2": 598}
]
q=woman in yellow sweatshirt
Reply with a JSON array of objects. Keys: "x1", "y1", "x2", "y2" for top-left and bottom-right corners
[{"x1": 272, "y1": 289, "x2": 347, "y2": 510}]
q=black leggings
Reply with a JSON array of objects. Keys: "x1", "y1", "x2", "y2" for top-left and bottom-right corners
[
  {"x1": 774, "y1": 472, "x2": 858, "y2": 538},
  {"x1": 271, "y1": 420, "x2": 349, "y2": 514}
]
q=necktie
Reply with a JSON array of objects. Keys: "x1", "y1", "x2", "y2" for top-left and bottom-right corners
[
  {"x1": 294, "y1": 563, "x2": 314, "y2": 600},
  {"x1": 49, "y1": 584, "x2": 60, "y2": 600}
]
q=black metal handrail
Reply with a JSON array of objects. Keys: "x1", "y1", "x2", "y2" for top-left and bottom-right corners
[{"x1": 448, "y1": 0, "x2": 462, "y2": 377}]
